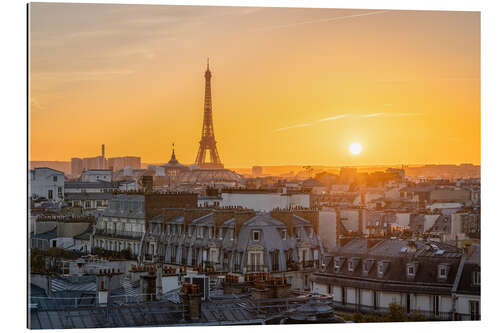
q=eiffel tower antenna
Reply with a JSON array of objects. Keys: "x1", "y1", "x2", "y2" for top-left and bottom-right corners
[{"x1": 194, "y1": 60, "x2": 224, "y2": 169}]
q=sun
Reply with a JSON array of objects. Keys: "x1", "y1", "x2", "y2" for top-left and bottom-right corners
[{"x1": 349, "y1": 142, "x2": 362, "y2": 155}]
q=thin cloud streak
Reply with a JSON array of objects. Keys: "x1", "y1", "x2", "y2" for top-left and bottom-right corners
[
  {"x1": 274, "y1": 112, "x2": 424, "y2": 132},
  {"x1": 253, "y1": 10, "x2": 389, "y2": 32},
  {"x1": 317, "y1": 114, "x2": 347, "y2": 122}
]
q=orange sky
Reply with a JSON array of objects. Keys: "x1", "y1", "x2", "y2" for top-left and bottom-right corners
[{"x1": 29, "y1": 4, "x2": 480, "y2": 168}]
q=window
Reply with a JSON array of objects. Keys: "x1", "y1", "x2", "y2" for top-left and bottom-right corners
[
  {"x1": 348, "y1": 261, "x2": 354, "y2": 272},
  {"x1": 252, "y1": 230, "x2": 260, "y2": 242},
  {"x1": 48, "y1": 190, "x2": 53, "y2": 200},
  {"x1": 472, "y1": 271, "x2": 480, "y2": 285},
  {"x1": 57, "y1": 187, "x2": 62, "y2": 198},
  {"x1": 218, "y1": 228, "x2": 223, "y2": 239},
  {"x1": 53, "y1": 176, "x2": 58, "y2": 182},
  {"x1": 377, "y1": 262, "x2": 385, "y2": 276},
  {"x1": 281, "y1": 229, "x2": 287, "y2": 240},
  {"x1": 469, "y1": 301, "x2": 480, "y2": 320},
  {"x1": 438, "y1": 264, "x2": 448, "y2": 279}
]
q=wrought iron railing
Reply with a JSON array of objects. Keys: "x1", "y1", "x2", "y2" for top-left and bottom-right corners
[
  {"x1": 331, "y1": 301, "x2": 455, "y2": 321},
  {"x1": 95, "y1": 228, "x2": 143, "y2": 240},
  {"x1": 247, "y1": 264, "x2": 266, "y2": 272}
]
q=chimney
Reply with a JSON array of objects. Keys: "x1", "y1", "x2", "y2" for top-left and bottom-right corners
[
  {"x1": 234, "y1": 210, "x2": 256, "y2": 238},
  {"x1": 162, "y1": 208, "x2": 185, "y2": 232},
  {"x1": 294, "y1": 209, "x2": 319, "y2": 234},
  {"x1": 270, "y1": 209, "x2": 294, "y2": 237},
  {"x1": 141, "y1": 175, "x2": 153, "y2": 193},
  {"x1": 183, "y1": 208, "x2": 212, "y2": 233},
  {"x1": 180, "y1": 283, "x2": 202, "y2": 320},
  {"x1": 213, "y1": 209, "x2": 235, "y2": 234}
]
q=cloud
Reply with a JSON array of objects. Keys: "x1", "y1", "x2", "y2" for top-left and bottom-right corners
[
  {"x1": 359, "y1": 113, "x2": 385, "y2": 118},
  {"x1": 274, "y1": 112, "x2": 424, "y2": 132},
  {"x1": 274, "y1": 123, "x2": 313, "y2": 132},
  {"x1": 317, "y1": 114, "x2": 347, "y2": 122},
  {"x1": 253, "y1": 10, "x2": 389, "y2": 32}
]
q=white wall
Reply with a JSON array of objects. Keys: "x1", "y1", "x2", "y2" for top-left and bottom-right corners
[
  {"x1": 81, "y1": 170, "x2": 112, "y2": 182},
  {"x1": 30, "y1": 168, "x2": 64, "y2": 201},
  {"x1": 221, "y1": 192, "x2": 309, "y2": 212}
]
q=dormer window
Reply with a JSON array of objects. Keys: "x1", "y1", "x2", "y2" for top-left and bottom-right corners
[
  {"x1": 348, "y1": 258, "x2": 360, "y2": 272},
  {"x1": 253, "y1": 230, "x2": 260, "y2": 242},
  {"x1": 334, "y1": 257, "x2": 345, "y2": 272},
  {"x1": 472, "y1": 271, "x2": 480, "y2": 285},
  {"x1": 406, "y1": 262, "x2": 418, "y2": 278},
  {"x1": 281, "y1": 229, "x2": 287, "y2": 240},
  {"x1": 377, "y1": 261, "x2": 389, "y2": 277},
  {"x1": 437, "y1": 263, "x2": 450, "y2": 280}
]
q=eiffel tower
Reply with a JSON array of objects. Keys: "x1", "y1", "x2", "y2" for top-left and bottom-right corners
[{"x1": 194, "y1": 59, "x2": 224, "y2": 169}]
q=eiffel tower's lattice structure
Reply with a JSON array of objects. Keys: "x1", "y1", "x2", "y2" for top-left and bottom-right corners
[{"x1": 194, "y1": 59, "x2": 224, "y2": 169}]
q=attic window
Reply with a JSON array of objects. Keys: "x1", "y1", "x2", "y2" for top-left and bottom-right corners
[
  {"x1": 377, "y1": 262, "x2": 387, "y2": 277},
  {"x1": 406, "y1": 263, "x2": 417, "y2": 278},
  {"x1": 472, "y1": 271, "x2": 480, "y2": 285},
  {"x1": 281, "y1": 229, "x2": 287, "y2": 240},
  {"x1": 253, "y1": 230, "x2": 260, "y2": 242},
  {"x1": 438, "y1": 264, "x2": 449, "y2": 279}
]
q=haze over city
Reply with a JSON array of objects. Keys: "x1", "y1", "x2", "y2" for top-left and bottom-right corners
[{"x1": 29, "y1": 4, "x2": 480, "y2": 168}]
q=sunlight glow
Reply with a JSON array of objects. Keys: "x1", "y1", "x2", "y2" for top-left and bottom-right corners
[{"x1": 349, "y1": 142, "x2": 362, "y2": 155}]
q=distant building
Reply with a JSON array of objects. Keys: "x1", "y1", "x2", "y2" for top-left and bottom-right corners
[
  {"x1": 29, "y1": 167, "x2": 64, "y2": 202},
  {"x1": 252, "y1": 166, "x2": 263, "y2": 177},
  {"x1": 107, "y1": 156, "x2": 141, "y2": 172},
  {"x1": 386, "y1": 168, "x2": 405, "y2": 183},
  {"x1": 81, "y1": 169, "x2": 113, "y2": 182},
  {"x1": 220, "y1": 189, "x2": 310, "y2": 212},
  {"x1": 71, "y1": 158, "x2": 83, "y2": 176},
  {"x1": 339, "y1": 167, "x2": 357, "y2": 184}
]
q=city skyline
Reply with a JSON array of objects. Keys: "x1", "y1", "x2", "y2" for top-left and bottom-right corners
[{"x1": 29, "y1": 4, "x2": 480, "y2": 168}]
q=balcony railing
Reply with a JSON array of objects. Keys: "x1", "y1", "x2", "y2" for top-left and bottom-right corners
[
  {"x1": 95, "y1": 228, "x2": 143, "y2": 240},
  {"x1": 331, "y1": 301, "x2": 455, "y2": 321},
  {"x1": 247, "y1": 264, "x2": 266, "y2": 272}
]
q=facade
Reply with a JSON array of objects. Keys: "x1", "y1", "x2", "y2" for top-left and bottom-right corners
[
  {"x1": 81, "y1": 169, "x2": 113, "y2": 182},
  {"x1": 140, "y1": 208, "x2": 322, "y2": 290},
  {"x1": 107, "y1": 156, "x2": 141, "y2": 172},
  {"x1": 220, "y1": 189, "x2": 310, "y2": 212},
  {"x1": 311, "y1": 237, "x2": 472, "y2": 320},
  {"x1": 252, "y1": 166, "x2": 263, "y2": 177},
  {"x1": 64, "y1": 181, "x2": 118, "y2": 194},
  {"x1": 92, "y1": 192, "x2": 199, "y2": 256},
  {"x1": 71, "y1": 158, "x2": 83, "y2": 176},
  {"x1": 452, "y1": 244, "x2": 480, "y2": 320},
  {"x1": 29, "y1": 167, "x2": 65, "y2": 202}
]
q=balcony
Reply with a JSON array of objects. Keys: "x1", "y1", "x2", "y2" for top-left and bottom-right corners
[
  {"x1": 247, "y1": 264, "x2": 266, "y2": 272},
  {"x1": 331, "y1": 301, "x2": 455, "y2": 321},
  {"x1": 95, "y1": 228, "x2": 143, "y2": 240}
]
